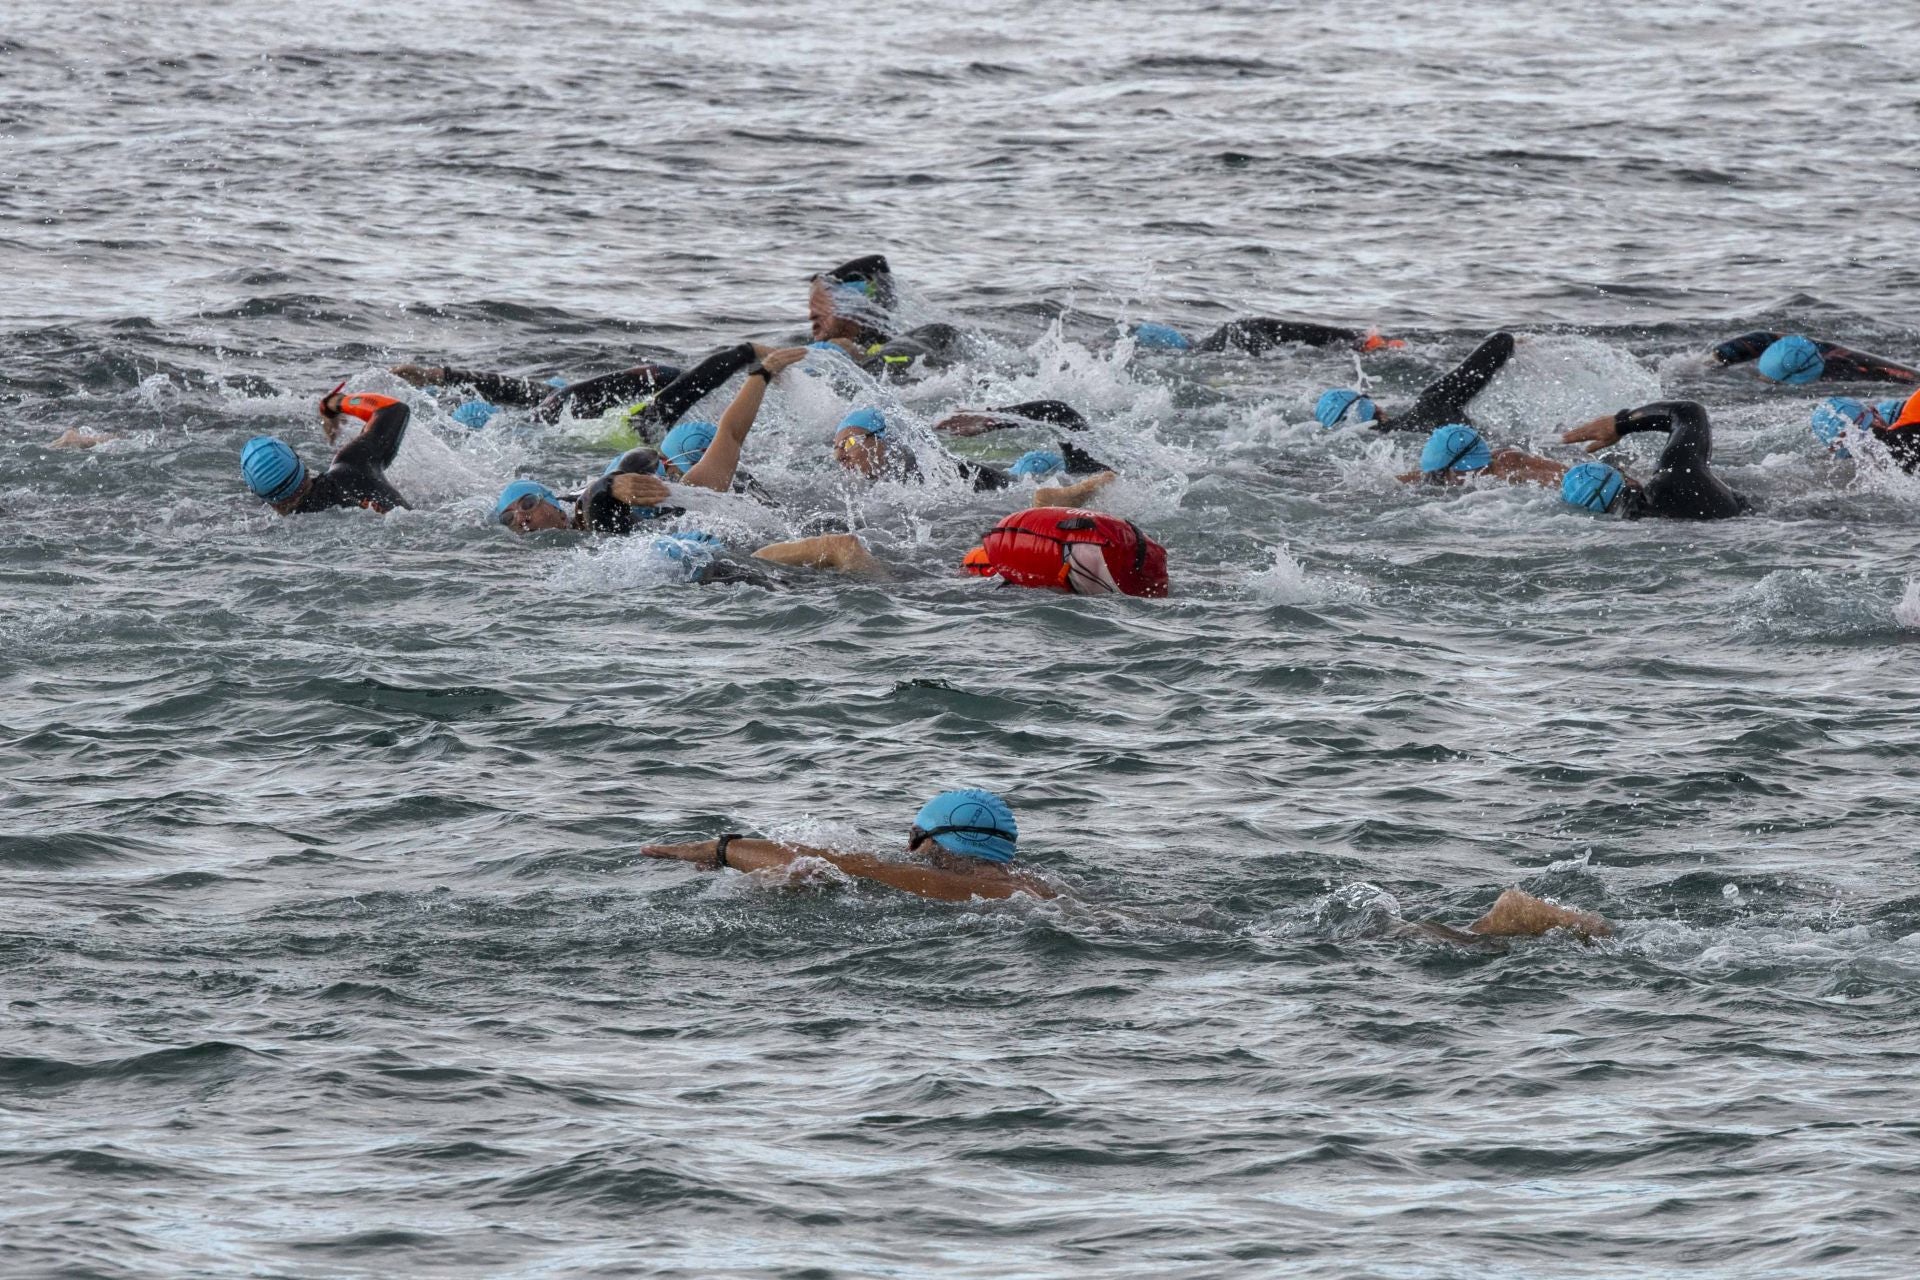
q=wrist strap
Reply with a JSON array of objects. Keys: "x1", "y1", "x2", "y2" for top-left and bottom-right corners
[
  {"x1": 747, "y1": 365, "x2": 771, "y2": 382},
  {"x1": 714, "y1": 832, "x2": 742, "y2": 869}
]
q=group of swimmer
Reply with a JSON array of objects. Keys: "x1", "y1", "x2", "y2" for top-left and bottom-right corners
[{"x1": 211, "y1": 253, "x2": 1920, "y2": 937}]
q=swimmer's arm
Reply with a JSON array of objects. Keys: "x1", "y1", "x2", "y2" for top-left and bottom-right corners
[
  {"x1": 1465, "y1": 888, "x2": 1611, "y2": 941},
  {"x1": 1033, "y1": 471, "x2": 1116, "y2": 508},
  {"x1": 1196, "y1": 318, "x2": 1368, "y2": 355},
  {"x1": 1709, "y1": 331, "x2": 1780, "y2": 366},
  {"x1": 1816, "y1": 345, "x2": 1920, "y2": 384},
  {"x1": 50, "y1": 429, "x2": 112, "y2": 450},
  {"x1": 331, "y1": 400, "x2": 410, "y2": 470},
  {"x1": 679, "y1": 348, "x2": 806, "y2": 492},
  {"x1": 645, "y1": 342, "x2": 759, "y2": 428},
  {"x1": 641, "y1": 838, "x2": 1053, "y2": 902},
  {"x1": 751, "y1": 533, "x2": 885, "y2": 577},
  {"x1": 1486, "y1": 448, "x2": 1569, "y2": 489}
]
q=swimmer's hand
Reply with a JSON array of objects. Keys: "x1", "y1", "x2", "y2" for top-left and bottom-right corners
[
  {"x1": 1034, "y1": 470, "x2": 1117, "y2": 508},
  {"x1": 610, "y1": 473, "x2": 671, "y2": 507},
  {"x1": 759, "y1": 347, "x2": 808, "y2": 378},
  {"x1": 1562, "y1": 415, "x2": 1622, "y2": 453}
]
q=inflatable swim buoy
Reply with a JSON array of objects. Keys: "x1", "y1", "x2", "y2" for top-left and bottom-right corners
[{"x1": 974, "y1": 507, "x2": 1169, "y2": 598}]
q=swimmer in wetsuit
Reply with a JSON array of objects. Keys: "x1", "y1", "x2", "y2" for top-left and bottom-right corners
[
  {"x1": 495, "y1": 347, "x2": 808, "y2": 535},
  {"x1": 831, "y1": 406, "x2": 1118, "y2": 505},
  {"x1": 1394, "y1": 423, "x2": 1572, "y2": 490},
  {"x1": 1314, "y1": 331, "x2": 1517, "y2": 433},
  {"x1": 1710, "y1": 332, "x2": 1920, "y2": 386},
  {"x1": 394, "y1": 340, "x2": 783, "y2": 434},
  {"x1": 1809, "y1": 389, "x2": 1920, "y2": 471},
  {"x1": 1558, "y1": 401, "x2": 1748, "y2": 520},
  {"x1": 642, "y1": 789, "x2": 1056, "y2": 902},
  {"x1": 1127, "y1": 318, "x2": 1403, "y2": 355},
  {"x1": 808, "y1": 254, "x2": 969, "y2": 377},
  {"x1": 239, "y1": 385, "x2": 411, "y2": 515}
]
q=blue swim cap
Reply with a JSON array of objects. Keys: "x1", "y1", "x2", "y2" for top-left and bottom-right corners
[
  {"x1": 650, "y1": 530, "x2": 725, "y2": 581},
  {"x1": 1876, "y1": 398, "x2": 1903, "y2": 424},
  {"x1": 546, "y1": 376, "x2": 569, "y2": 389},
  {"x1": 910, "y1": 789, "x2": 1018, "y2": 864},
  {"x1": 1419, "y1": 423, "x2": 1492, "y2": 474},
  {"x1": 659, "y1": 420, "x2": 717, "y2": 472},
  {"x1": 833, "y1": 280, "x2": 874, "y2": 305},
  {"x1": 1130, "y1": 322, "x2": 1192, "y2": 351},
  {"x1": 1757, "y1": 335, "x2": 1824, "y2": 384},
  {"x1": 1314, "y1": 388, "x2": 1377, "y2": 428},
  {"x1": 450, "y1": 400, "x2": 497, "y2": 429},
  {"x1": 1810, "y1": 397, "x2": 1867, "y2": 456},
  {"x1": 1562, "y1": 461, "x2": 1625, "y2": 513},
  {"x1": 240, "y1": 436, "x2": 306, "y2": 504},
  {"x1": 839, "y1": 407, "x2": 889, "y2": 437},
  {"x1": 493, "y1": 479, "x2": 563, "y2": 523},
  {"x1": 1009, "y1": 449, "x2": 1066, "y2": 478}
]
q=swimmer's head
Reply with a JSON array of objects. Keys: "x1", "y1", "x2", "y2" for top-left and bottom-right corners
[
  {"x1": 1419, "y1": 424, "x2": 1492, "y2": 477},
  {"x1": 809, "y1": 275, "x2": 881, "y2": 342},
  {"x1": 1314, "y1": 388, "x2": 1378, "y2": 429},
  {"x1": 1810, "y1": 397, "x2": 1869, "y2": 457},
  {"x1": 241, "y1": 436, "x2": 307, "y2": 506},
  {"x1": 649, "y1": 530, "x2": 726, "y2": 582},
  {"x1": 908, "y1": 789, "x2": 1018, "y2": 864},
  {"x1": 1008, "y1": 449, "x2": 1066, "y2": 478},
  {"x1": 833, "y1": 407, "x2": 896, "y2": 479},
  {"x1": 450, "y1": 400, "x2": 497, "y2": 430},
  {"x1": 1561, "y1": 461, "x2": 1626, "y2": 514},
  {"x1": 494, "y1": 479, "x2": 568, "y2": 533},
  {"x1": 1757, "y1": 335, "x2": 1824, "y2": 384},
  {"x1": 1129, "y1": 322, "x2": 1192, "y2": 351},
  {"x1": 1877, "y1": 398, "x2": 1906, "y2": 426},
  {"x1": 658, "y1": 421, "x2": 717, "y2": 477}
]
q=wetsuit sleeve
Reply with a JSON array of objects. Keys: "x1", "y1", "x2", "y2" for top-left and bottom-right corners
[
  {"x1": 1195, "y1": 318, "x2": 1367, "y2": 355},
  {"x1": 992, "y1": 400, "x2": 1088, "y2": 431},
  {"x1": 1614, "y1": 400, "x2": 1713, "y2": 471},
  {"x1": 1058, "y1": 439, "x2": 1111, "y2": 476},
  {"x1": 1396, "y1": 331, "x2": 1516, "y2": 432},
  {"x1": 576, "y1": 477, "x2": 638, "y2": 535},
  {"x1": 1812, "y1": 343, "x2": 1920, "y2": 384},
  {"x1": 536, "y1": 364, "x2": 683, "y2": 424},
  {"x1": 436, "y1": 367, "x2": 552, "y2": 408},
  {"x1": 860, "y1": 324, "x2": 965, "y2": 376},
  {"x1": 640, "y1": 344, "x2": 758, "y2": 427},
  {"x1": 334, "y1": 401, "x2": 411, "y2": 471},
  {"x1": 1709, "y1": 332, "x2": 1780, "y2": 367}
]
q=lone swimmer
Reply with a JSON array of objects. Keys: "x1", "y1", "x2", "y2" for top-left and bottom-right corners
[
  {"x1": 1129, "y1": 317, "x2": 1402, "y2": 355},
  {"x1": 1314, "y1": 331, "x2": 1516, "y2": 433},
  {"x1": 1710, "y1": 332, "x2": 1920, "y2": 386},
  {"x1": 240, "y1": 385, "x2": 411, "y2": 515},
  {"x1": 1557, "y1": 401, "x2": 1748, "y2": 519}
]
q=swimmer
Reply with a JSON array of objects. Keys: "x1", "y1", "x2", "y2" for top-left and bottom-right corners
[
  {"x1": 240, "y1": 384, "x2": 410, "y2": 515},
  {"x1": 808, "y1": 254, "x2": 968, "y2": 377},
  {"x1": 1709, "y1": 332, "x2": 1920, "y2": 386},
  {"x1": 932, "y1": 399, "x2": 1090, "y2": 436},
  {"x1": 961, "y1": 506, "x2": 1170, "y2": 598},
  {"x1": 395, "y1": 340, "x2": 790, "y2": 433},
  {"x1": 1809, "y1": 390, "x2": 1920, "y2": 470},
  {"x1": 832, "y1": 406, "x2": 1118, "y2": 503},
  {"x1": 1128, "y1": 318, "x2": 1403, "y2": 355},
  {"x1": 1314, "y1": 331, "x2": 1516, "y2": 433},
  {"x1": 495, "y1": 347, "x2": 807, "y2": 534},
  {"x1": 1397, "y1": 888, "x2": 1612, "y2": 947},
  {"x1": 1558, "y1": 401, "x2": 1748, "y2": 520},
  {"x1": 641, "y1": 789, "x2": 1055, "y2": 902}
]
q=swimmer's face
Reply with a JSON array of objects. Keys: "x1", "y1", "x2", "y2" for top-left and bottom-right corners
[
  {"x1": 503, "y1": 496, "x2": 569, "y2": 534},
  {"x1": 809, "y1": 280, "x2": 863, "y2": 343},
  {"x1": 833, "y1": 428, "x2": 890, "y2": 479}
]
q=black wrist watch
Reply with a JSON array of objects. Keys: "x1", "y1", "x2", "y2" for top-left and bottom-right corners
[
  {"x1": 747, "y1": 364, "x2": 771, "y2": 383},
  {"x1": 714, "y1": 833, "x2": 742, "y2": 869}
]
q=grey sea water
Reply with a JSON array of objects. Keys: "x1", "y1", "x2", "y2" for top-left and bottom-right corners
[{"x1": 5, "y1": 1, "x2": 1920, "y2": 1276}]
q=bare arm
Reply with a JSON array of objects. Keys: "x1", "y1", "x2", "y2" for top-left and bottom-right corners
[
  {"x1": 1033, "y1": 471, "x2": 1117, "y2": 508},
  {"x1": 679, "y1": 348, "x2": 806, "y2": 492},
  {"x1": 640, "y1": 837, "x2": 1053, "y2": 901},
  {"x1": 751, "y1": 533, "x2": 886, "y2": 576},
  {"x1": 1465, "y1": 888, "x2": 1611, "y2": 941}
]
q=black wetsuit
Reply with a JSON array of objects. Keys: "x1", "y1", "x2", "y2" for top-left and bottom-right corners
[
  {"x1": 289, "y1": 401, "x2": 410, "y2": 514},
  {"x1": 1612, "y1": 401, "x2": 1747, "y2": 521},
  {"x1": 1712, "y1": 332, "x2": 1920, "y2": 384},
  {"x1": 814, "y1": 254, "x2": 969, "y2": 378},
  {"x1": 1371, "y1": 332, "x2": 1516, "y2": 434},
  {"x1": 946, "y1": 399, "x2": 1090, "y2": 433},
  {"x1": 1196, "y1": 318, "x2": 1371, "y2": 355},
  {"x1": 434, "y1": 343, "x2": 761, "y2": 435}
]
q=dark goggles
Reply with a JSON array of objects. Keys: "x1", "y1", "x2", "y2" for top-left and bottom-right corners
[{"x1": 909, "y1": 822, "x2": 1014, "y2": 851}]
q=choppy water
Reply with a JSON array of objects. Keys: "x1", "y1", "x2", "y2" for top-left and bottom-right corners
[{"x1": 6, "y1": 1, "x2": 1920, "y2": 1276}]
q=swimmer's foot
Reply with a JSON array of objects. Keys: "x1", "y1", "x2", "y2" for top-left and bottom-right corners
[
  {"x1": 1360, "y1": 331, "x2": 1407, "y2": 353},
  {"x1": 1468, "y1": 888, "x2": 1611, "y2": 941}
]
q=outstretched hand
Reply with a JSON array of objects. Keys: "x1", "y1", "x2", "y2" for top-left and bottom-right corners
[
  {"x1": 610, "y1": 473, "x2": 671, "y2": 507},
  {"x1": 759, "y1": 347, "x2": 808, "y2": 377},
  {"x1": 1562, "y1": 414, "x2": 1621, "y2": 452}
]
